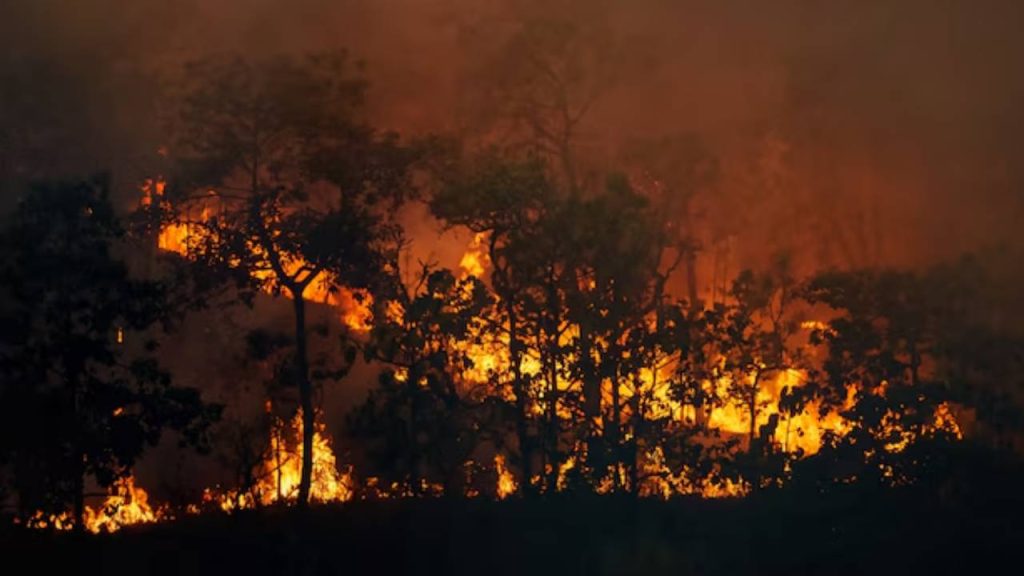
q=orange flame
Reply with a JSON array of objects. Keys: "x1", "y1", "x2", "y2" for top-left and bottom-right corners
[
  {"x1": 23, "y1": 476, "x2": 164, "y2": 533},
  {"x1": 495, "y1": 454, "x2": 518, "y2": 499},
  {"x1": 16, "y1": 185, "x2": 965, "y2": 532},
  {"x1": 207, "y1": 409, "x2": 354, "y2": 511},
  {"x1": 142, "y1": 178, "x2": 373, "y2": 332}
]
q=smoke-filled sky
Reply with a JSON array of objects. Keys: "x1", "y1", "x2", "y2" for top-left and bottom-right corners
[{"x1": 2, "y1": 0, "x2": 1023, "y2": 270}]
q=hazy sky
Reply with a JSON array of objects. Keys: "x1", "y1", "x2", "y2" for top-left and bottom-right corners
[{"x1": 3, "y1": 0, "x2": 1023, "y2": 271}]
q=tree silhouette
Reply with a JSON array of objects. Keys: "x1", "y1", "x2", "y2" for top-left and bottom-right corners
[
  {"x1": 796, "y1": 268, "x2": 963, "y2": 488},
  {"x1": 0, "y1": 176, "x2": 218, "y2": 530},
  {"x1": 459, "y1": 13, "x2": 616, "y2": 191},
  {"x1": 558, "y1": 174, "x2": 673, "y2": 492},
  {"x1": 430, "y1": 151, "x2": 553, "y2": 495},
  {"x1": 161, "y1": 52, "x2": 415, "y2": 506},
  {"x1": 622, "y1": 133, "x2": 718, "y2": 306},
  {"x1": 433, "y1": 157, "x2": 690, "y2": 494},
  {"x1": 352, "y1": 263, "x2": 493, "y2": 495},
  {"x1": 718, "y1": 261, "x2": 800, "y2": 488}
]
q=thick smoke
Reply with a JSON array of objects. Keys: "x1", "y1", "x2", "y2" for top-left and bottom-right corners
[{"x1": 3, "y1": 0, "x2": 1022, "y2": 264}]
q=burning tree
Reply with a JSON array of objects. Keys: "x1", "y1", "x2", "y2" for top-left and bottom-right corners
[
  {"x1": 351, "y1": 263, "x2": 495, "y2": 496},
  {"x1": 555, "y1": 174, "x2": 677, "y2": 492},
  {"x1": 429, "y1": 151, "x2": 717, "y2": 495},
  {"x1": 156, "y1": 52, "x2": 416, "y2": 507},
  {"x1": 430, "y1": 151, "x2": 557, "y2": 494},
  {"x1": 0, "y1": 176, "x2": 217, "y2": 531},
  {"x1": 795, "y1": 268, "x2": 965, "y2": 489}
]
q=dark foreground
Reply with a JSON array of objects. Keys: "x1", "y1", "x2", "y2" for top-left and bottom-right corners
[{"x1": 3, "y1": 487, "x2": 1023, "y2": 576}]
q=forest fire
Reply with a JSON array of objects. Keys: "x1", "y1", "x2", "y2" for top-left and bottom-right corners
[
  {"x1": 141, "y1": 178, "x2": 374, "y2": 333},
  {"x1": 18, "y1": 169, "x2": 969, "y2": 534},
  {"x1": 23, "y1": 477, "x2": 164, "y2": 533},
  {"x1": 206, "y1": 408, "x2": 354, "y2": 511},
  {"x1": 441, "y1": 231, "x2": 962, "y2": 497},
  {"x1": 24, "y1": 410, "x2": 352, "y2": 532},
  {"x1": 7, "y1": 5, "x2": 1024, "y2": 572}
]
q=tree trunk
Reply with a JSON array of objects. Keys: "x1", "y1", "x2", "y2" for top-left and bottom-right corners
[
  {"x1": 610, "y1": 361, "x2": 622, "y2": 492},
  {"x1": 748, "y1": 390, "x2": 758, "y2": 449},
  {"x1": 408, "y1": 366, "x2": 422, "y2": 496},
  {"x1": 579, "y1": 325, "x2": 602, "y2": 483},
  {"x1": 62, "y1": 264, "x2": 87, "y2": 532},
  {"x1": 274, "y1": 425, "x2": 284, "y2": 502},
  {"x1": 72, "y1": 450, "x2": 85, "y2": 533},
  {"x1": 293, "y1": 293, "x2": 314, "y2": 507},
  {"x1": 748, "y1": 370, "x2": 765, "y2": 449},
  {"x1": 66, "y1": 349, "x2": 86, "y2": 532},
  {"x1": 746, "y1": 371, "x2": 764, "y2": 491},
  {"x1": 628, "y1": 372, "x2": 642, "y2": 496},
  {"x1": 507, "y1": 303, "x2": 533, "y2": 496},
  {"x1": 543, "y1": 272, "x2": 560, "y2": 492},
  {"x1": 544, "y1": 332, "x2": 559, "y2": 492}
]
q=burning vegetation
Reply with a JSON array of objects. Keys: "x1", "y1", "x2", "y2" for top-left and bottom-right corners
[
  {"x1": 16, "y1": 166, "x2": 970, "y2": 533},
  {"x1": 1, "y1": 8, "x2": 1022, "y2": 568}
]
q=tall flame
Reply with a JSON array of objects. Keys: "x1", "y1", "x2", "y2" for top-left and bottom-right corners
[
  {"x1": 208, "y1": 409, "x2": 354, "y2": 511},
  {"x1": 495, "y1": 454, "x2": 518, "y2": 499}
]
